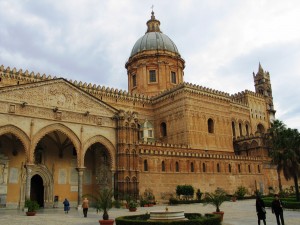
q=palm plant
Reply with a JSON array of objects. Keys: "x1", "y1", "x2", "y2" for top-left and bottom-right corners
[
  {"x1": 268, "y1": 120, "x2": 300, "y2": 201},
  {"x1": 268, "y1": 119, "x2": 286, "y2": 192},
  {"x1": 203, "y1": 188, "x2": 228, "y2": 212},
  {"x1": 84, "y1": 188, "x2": 113, "y2": 220}
]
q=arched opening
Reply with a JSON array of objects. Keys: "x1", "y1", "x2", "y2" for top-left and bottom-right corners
[
  {"x1": 144, "y1": 160, "x2": 148, "y2": 171},
  {"x1": 160, "y1": 122, "x2": 167, "y2": 137},
  {"x1": 30, "y1": 175, "x2": 44, "y2": 207},
  {"x1": 232, "y1": 122, "x2": 236, "y2": 137},
  {"x1": 190, "y1": 162, "x2": 194, "y2": 172},
  {"x1": 0, "y1": 131, "x2": 27, "y2": 207},
  {"x1": 228, "y1": 164, "x2": 232, "y2": 173},
  {"x1": 256, "y1": 124, "x2": 265, "y2": 133},
  {"x1": 175, "y1": 161, "x2": 179, "y2": 172},
  {"x1": 84, "y1": 142, "x2": 112, "y2": 196},
  {"x1": 162, "y1": 161, "x2": 165, "y2": 172},
  {"x1": 208, "y1": 118, "x2": 214, "y2": 133},
  {"x1": 202, "y1": 163, "x2": 206, "y2": 172},
  {"x1": 239, "y1": 123, "x2": 242, "y2": 136},
  {"x1": 217, "y1": 163, "x2": 220, "y2": 172},
  {"x1": 245, "y1": 124, "x2": 249, "y2": 136}
]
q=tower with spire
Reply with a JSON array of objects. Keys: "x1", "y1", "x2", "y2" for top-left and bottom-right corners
[{"x1": 253, "y1": 63, "x2": 276, "y2": 122}]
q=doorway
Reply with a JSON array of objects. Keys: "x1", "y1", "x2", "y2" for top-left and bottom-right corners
[{"x1": 30, "y1": 175, "x2": 44, "y2": 207}]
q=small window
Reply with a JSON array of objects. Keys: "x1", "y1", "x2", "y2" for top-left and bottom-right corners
[
  {"x1": 144, "y1": 160, "x2": 148, "y2": 171},
  {"x1": 175, "y1": 161, "x2": 179, "y2": 172},
  {"x1": 191, "y1": 162, "x2": 194, "y2": 172},
  {"x1": 132, "y1": 74, "x2": 137, "y2": 87},
  {"x1": 149, "y1": 70, "x2": 156, "y2": 82},
  {"x1": 248, "y1": 165, "x2": 251, "y2": 173},
  {"x1": 202, "y1": 163, "x2": 206, "y2": 172},
  {"x1": 258, "y1": 165, "x2": 261, "y2": 173},
  {"x1": 160, "y1": 122, "x2": 167, "y2": 137},
  {"x1": 148, "y1": 130, "x2": 153, "y2": 137},
  {"x1": 238, "y1": 164, "x2": 241, "y2": 173},
  {"x1": 162, "y1": 161, "x2": 165, "y2": 172},
  {"x1": 208, "y1": 118, "x2": 214, "y2": 133},
  {"x1": 239, "y1": 123, "x2": 242, "y2": 136},
  {"x1": 171, "y1": 71, "x2": 176, "y2": 84},
  {"x1": 217, "y1": 163, "x2": 220, "y2": 173},
  {"x1": 246, "y1": 124, "x2": 249, "y2": 136},
  {"x1": 228, "y1": 164, "x2": 232, "y2": 173},
  {"x1": 232, "y1": 122, "x2": 236, "y2": 137}
]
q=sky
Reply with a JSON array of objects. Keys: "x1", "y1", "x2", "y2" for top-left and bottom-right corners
[{"x1": 0, "y1": 0, "x2": 300, "y2": 130}]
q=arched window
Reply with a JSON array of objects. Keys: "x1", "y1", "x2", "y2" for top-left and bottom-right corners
[
  {"x1": 144, "y1": 160, "x2": 148, "y2": 171},
  {"x1": 191, "y1": 162, "x2": 194, "y2": 172},
  {"x1": 126, "y1": 150, "x2": 130, "y2": 170},
  {"x1": 257, "y1": 124, "x2": 265, "y2": 133},
  {"x1": 202, "y1": 163, "x2": 206, "y2": 172},
  {"x1": 162, "y1": 161, "x2": 165, "y2": 172},
  {"x1": 175, "y1": 161, "x2": 179, "y2": 172},
  {"x1": 232, "y1": 122, "x2": 236, "y2": 137},
  {"x1": 228, "y1": 164, "x2": 232, "y2": 173},
  {"x1": 208, "y1": 118, "x2": 214, "y2": 133},
  {"x1": 132, "y1": 177, "x2": 138, "y2": 199},
  {"x1": 245, "y1": 124, "x2": 249, "y2": 136},
  {"x1": 239, "y1": 123, "x2": 242, "y2": 136},
  {"x1": 217, "y1": 163, "x2": 220, "y2": 173},
  {"x1": 125, "y1": 177, "x2": 130, "y2": 194},
  {"x1": 160, "y1": 122, "x2": 167, "y2": 137},
  {"x1": 238, "y1": 164, "x2": 241, "y2": 173},
  {"x1": 248, "y1": 165, "x2": 251, "y2": 173},
  {"x1": 258, "y1": 165, "x2": 261, "y2": 173}
]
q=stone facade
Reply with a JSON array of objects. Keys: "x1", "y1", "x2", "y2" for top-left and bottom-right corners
[{"x1": 0, "y1": 12, "x2": 292, "y2": 208}]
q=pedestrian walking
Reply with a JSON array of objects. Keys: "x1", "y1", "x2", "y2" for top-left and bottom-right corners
[
  {"x1": 63, "y1": 198, "x2": 70, "y2": 214},
  {"x1": 272, "y1": 194, "x2": 285, "y2": 225},
  {"x1": 82, "y1": 197, "x2": 89, "y2": 217},
  {"x1": 256, "y1": 196, "x2": 266, "y2": 225}
]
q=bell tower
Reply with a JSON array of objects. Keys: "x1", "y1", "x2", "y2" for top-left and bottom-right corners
[{"x1": 253, "y1": 63, "x2": 276, "y2": 122}]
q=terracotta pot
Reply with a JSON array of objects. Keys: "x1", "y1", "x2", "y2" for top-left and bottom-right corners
[
  {"x1": 212, "y1": 211, "x2": 224, "y2": 221},
  {"x1": 26, "y1": 211, "x2": 36, "y2": 216},
  {"x1": 129, "y1": 208, "x2": 137, "y2": 212},
  {"x1": 99, "y1": 219, "x2": 114, "y2": 225}
]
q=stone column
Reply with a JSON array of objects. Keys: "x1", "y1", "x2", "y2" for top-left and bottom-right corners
[
  {"x1": 76, "y1": 167, "x2": 85, "y2": 209},
  {"x1": 25, "y1": 164, "x2": 33, "y2": 200}
]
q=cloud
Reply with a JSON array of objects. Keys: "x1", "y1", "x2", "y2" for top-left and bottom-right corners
[{"x1": 0, "y1": 0, "x2": 299, "y2": 130}]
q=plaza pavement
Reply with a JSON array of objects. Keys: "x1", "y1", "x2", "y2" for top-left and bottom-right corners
[{"x1": 0, "y1": 199, "x2": 299, "y2": 225}]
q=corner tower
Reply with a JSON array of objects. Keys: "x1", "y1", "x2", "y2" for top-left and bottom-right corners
[
  {"x1": 253, "y1": 63, "x2": 276, "y2": 122},
  {"x1": 125, "y1": 11, "x2": 185, "y2": 96}
]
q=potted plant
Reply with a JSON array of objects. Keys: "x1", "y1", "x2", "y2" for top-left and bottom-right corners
[
  {"x1": 84, "y1": 188, "x2": 114, "y2": 225},
  {"x1": 24, "y1": 199, "x2": 39, "y2": 216},
  {"x1": 203, "y1": 188, "x2": 228, "y2": 221},
  {"x1": 128, "y1": 200, "x2": 138, "y2": 212}
]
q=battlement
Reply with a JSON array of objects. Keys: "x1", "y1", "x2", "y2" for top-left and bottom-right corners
[{"x1": 138, "y1": 142, "x2": 260, "y2": 161}]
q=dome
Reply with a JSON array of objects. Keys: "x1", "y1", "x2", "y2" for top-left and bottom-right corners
[
  {"x1": 129, "y1": 11, "x2": 180, "y2": 57},
  {"x1": 130, "y1": 32, "x2": 179, "y2": 57}
]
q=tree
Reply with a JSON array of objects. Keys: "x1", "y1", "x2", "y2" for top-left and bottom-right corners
[
  {"x1": 268, "y1": 120, "x2": 300, "y2": 201},
  {"x1": 268, "y1": 119, "x2": 287, "y2": 192}
]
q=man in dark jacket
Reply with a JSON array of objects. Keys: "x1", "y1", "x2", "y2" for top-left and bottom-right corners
[
  {"x1": 256, "y1": 196, "x2": 266, "y2": 225},
  {"x1": 271, "y1": 194, "x2": 284, "y2": 225}
]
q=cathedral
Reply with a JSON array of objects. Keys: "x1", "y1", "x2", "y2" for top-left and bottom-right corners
[{"x1": 0, "y1": 11, "x2": 291, "y2": 208}]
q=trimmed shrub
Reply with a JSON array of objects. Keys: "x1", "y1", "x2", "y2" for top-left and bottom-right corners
[
  {"x1": 176, "y1": 185, "x2": 195, "y2": 200},
  {"x1": 234, "y1": 186, "x2": 247, "y2": 199}
]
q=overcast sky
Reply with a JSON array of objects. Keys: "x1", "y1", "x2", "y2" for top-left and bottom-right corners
[{"x1": 1, "y1": 0, "x2": 299, "y2": 130}]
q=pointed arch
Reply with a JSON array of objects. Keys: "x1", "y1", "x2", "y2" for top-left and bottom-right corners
[
  {"x1": 31, "y1": 123, "x2": 81, "y2": 164},
  {"x1": 0, "y1": 124, "x2": 30, "y2": 157},
  {"x1": 82, "y1": 135, "x2": 116, "y2": 170}
]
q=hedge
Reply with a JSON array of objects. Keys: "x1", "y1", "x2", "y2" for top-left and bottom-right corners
[
  {"x1": 115, "y1": 213, "x2": 221, "y2": 225},
  {"x1": 263, "y1": 198, "x2": 300, "y2": 209},
  {"x1": 169, "y1": 198, "x2": 202, "y2": 205}
]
